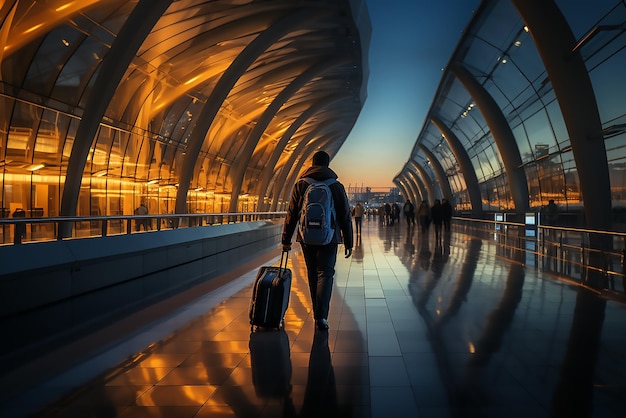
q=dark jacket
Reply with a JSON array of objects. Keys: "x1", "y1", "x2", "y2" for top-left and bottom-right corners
[
  {"x1": 282, "y1": 165, "x2": 353, "y2": 249},
  {"x1": 431, "y1": 202, "x2": 443, "y2": 225}
]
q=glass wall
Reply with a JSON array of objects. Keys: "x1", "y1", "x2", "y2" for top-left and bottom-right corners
[
  {"x1": 0, "y1": 0, "x2": 369, "y2": 224},
  {"x1": 400, "y1": 0, "x2": 626, "y2": 218}
]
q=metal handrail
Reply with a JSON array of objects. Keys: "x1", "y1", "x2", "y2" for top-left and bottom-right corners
[
  {"x1": 0, "y1": 211, "x2": 287, "y2": 246},
  {"x1": 454, "y1": 216, "x2": 626, "y2": 300}
]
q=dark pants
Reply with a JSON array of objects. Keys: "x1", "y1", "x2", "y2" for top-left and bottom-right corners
[
  {"x1": 301, "y1": 242, "x2": 338, "y2": 321},
  {"x1": 419, "y1": 216, "x2": 430, "y2": 233},
  {"x1": 354, "y1": 217, "x2": 362, "y2": 235}
]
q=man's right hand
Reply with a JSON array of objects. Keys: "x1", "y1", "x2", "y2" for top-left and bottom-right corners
[{"x1": 282, "y1": 243, "x2": 291, "y2": 252}]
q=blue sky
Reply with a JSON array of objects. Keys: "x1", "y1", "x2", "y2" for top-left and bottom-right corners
[{"x1": 333, "y1": 0, "x2": 480, "y2": 189}]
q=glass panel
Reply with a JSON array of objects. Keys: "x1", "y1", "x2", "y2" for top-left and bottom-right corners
[
  {"x1": 562, "y1": 153, "x2": 580, "y2": 210},
  {"x1": 556, "y1": 0, "x2": 621, "y2": 39},
  {"x1": 606, "y1": 132, "x2": 626, "y2": 208},
  {"x1": 591, "y1": 50, "x2": 626, "y2": 126},
  {"x1": 526, "y1": 165, "x2": 541, "y2": 209}
]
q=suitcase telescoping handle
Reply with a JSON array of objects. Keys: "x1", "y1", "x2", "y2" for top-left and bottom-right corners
[{"x1": 279, "y1": 250, "x2": 289, "y2": 277}]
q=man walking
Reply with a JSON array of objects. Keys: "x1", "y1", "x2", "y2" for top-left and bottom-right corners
[
  {"x1": 282, "y1": 151, "x2": 353, "y2": 330},
  {"x1": 352, "y1": 201, "x2": 364, "y2": 236}
]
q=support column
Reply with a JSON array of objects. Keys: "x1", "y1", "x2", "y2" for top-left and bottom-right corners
[
  {"x1": 404, "y1": 172, "x2": 421, "y2": 203},
  {"x1": 60, "y1": 0, "x2": 172, "y2": 223},
  {"x1": 431, "y1": 116, "x2": 483, "y2": 217},
  {"x1": 395, "y1": 177, "x2": 412, "y2": 205},
  {"x1": 452, "y1": 63, "x2": 529, "y2": 214},
  {"x1": 407, "y1": 169, "x2": 427, "y2": 203},
  {"x1": 175, "y1": 8, "x2": 331, "y2": 214},
  {"x1": 269, "y1": 118, "x2": 354, "y2": 211},
  {"x1": 419, "y1": 144, "x2": 453, "y2": 201},
  {"x1": 409, "y1": 160, "x2": 438, "y2": 202},
  {"x1": 396, "y1": 170, "x2": 420, "y2": 204},
  {"x1": 512, "y1": 0, "x2": 612, "y2": 235},
  {"x1": 228, "y1": 56, "x2": 351, "y2": 212}
]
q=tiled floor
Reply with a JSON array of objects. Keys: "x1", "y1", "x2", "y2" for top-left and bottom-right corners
[{"x1": 3, "y1": 218, "x2": 626, "y2": 417}]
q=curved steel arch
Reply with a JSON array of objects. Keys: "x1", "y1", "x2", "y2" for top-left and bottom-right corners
[
  {"x1": 394, "y1": 177, "x2": 412, "y2": 205},
  {"x1": 174, "y1": 7, "x2": 335, "y2": 214},
  {"x1": 452, "y1": 63, "x2": 529, "y2": 214},
  {"x1": 395, "y1": 172, "x2": 420, "y2": 205},
  {"x1": 269, "y1": 115, "x2": 357, "y2": 211},
  {"x1": 60, "y1": 0, "x2": 172, "y2": 220},
  {"x1": 408, "y1": 160, "x2": 437, "y2": 203},
  {"x1": 431, "y1": 116, "x2": 483, "y2": 217},
  {"x1": 419, "y1": 144, "x2": 453, "y2": 201},
  {"x1": 227, "y1": 55, "x2": 356, "y2": 212},
  {"x1": 512, "y1": 0, "x2": 611, "y2": 234},
  {"x1": 256, "y1": 95, "x2": 353, "y2": 211}
]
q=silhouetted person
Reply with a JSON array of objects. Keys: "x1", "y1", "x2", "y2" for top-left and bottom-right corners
[
  {"x1": 282, "y1": 151, "x2": 353, "y2": 330},
  {"x1": 12, "y1": 208, "x2": 26, "y2": 244},
  {"x1": 403, "y1": 199, "x2": 415, "y2": 226},
  {"x1": 378, "y1": 205, "x2": 385, "y2": 224},
  {"x1": 134, "y1": 202, "x2": 149, "y2": 231},
  {"x1": 392, "y1": 202, "x2": 401, "y2": 225},
  {"x1": 384, "y1": 203, "x2": 391, "y2": 225},
  {"x1": 431, "y1": 199, "x2": 443, "y2": 239},
  {"x1": 441, "y1": 198, "x2": 453, "y2": 231},
  {"x1": 545, "y1": 199, "x2": 558, "y2": 225},
  {"x1": 417, "y1": 200, "x2": 431, "y2": 233},
  {"x1": 352, "y1": 201, "x2": 364, "y2": 236},
  {"x1": 301, "y1": 330, "x2": 338, "y2": 417}
]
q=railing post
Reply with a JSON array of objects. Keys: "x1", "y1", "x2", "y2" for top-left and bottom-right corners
[
  {"x1": 622, "y1": 237, "x2": 626, "y2": 271},
  {"x1": 13, "y1": 222, "x2": 23, "y2": 245},
  {"x1": 559, "y1": 235, "x2": 564, "y2": 273},
  {"x1": 580, "y1": 242, "x2": 586, "y2": 268}
]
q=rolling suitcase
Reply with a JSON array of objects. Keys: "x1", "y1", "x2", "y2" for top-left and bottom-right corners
[{"x1": 249, "y1": 251, "x2": 292, "y2": 329}]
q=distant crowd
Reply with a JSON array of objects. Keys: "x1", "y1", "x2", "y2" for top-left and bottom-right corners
[{"x1": 350, "y1": 198, "x2": 454, "y2": 237}]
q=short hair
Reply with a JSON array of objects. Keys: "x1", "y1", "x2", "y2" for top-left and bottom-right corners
[{"x1": 312, "y1": 151, "x2": 330, "y2": 167}]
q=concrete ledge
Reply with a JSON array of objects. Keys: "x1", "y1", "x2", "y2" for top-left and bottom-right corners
[{"x1": 0, "y1": 221, "x2": 282, "y2": 366}]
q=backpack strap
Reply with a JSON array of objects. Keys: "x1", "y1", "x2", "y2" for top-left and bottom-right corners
[{"x1": 302, "y1": 177, "x2": 336, "y2": 186}]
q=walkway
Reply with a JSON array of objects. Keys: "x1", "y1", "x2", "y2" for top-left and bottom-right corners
[{"x1": 3, "y1": 217, "x2": 626, "y2": 417}]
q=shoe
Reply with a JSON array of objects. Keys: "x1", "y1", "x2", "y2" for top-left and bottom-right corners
[{"x1": 316, "y1": 319, "x2": 329, "y2": 330}]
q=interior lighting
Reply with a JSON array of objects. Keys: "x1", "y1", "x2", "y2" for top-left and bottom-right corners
[
  {"x1": 514, "y1": 40, "x2": 522, "y2": 47},
  {"x1": 62, "y1": 39, "x2": 70, "y2": 47},
  {"x1": 24, "y1": 24, "x2": 44, "y2": 35},
  {"x1": 147, "y1": 179, "x2": 159, "y2": 185},
  {"x1": 25, "y1": 164, "x2": 45, "y2": 171},
  {"x1": 523, "y1": 25, "x2": 529, "y2": 32},
  {"x1": 185, "y1": 75, "x2": 200, "y2": 85},
  {"x1": 56, "y1": 2, "x2": 74, "y2": 12}
]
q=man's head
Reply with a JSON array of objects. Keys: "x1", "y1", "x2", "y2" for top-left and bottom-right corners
[{"x1": 312, "y1": 150, "x2": 330, "y2": 167}]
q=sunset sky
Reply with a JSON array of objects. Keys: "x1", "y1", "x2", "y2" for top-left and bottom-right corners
[{"x1": 332, "y1": 0, "x2": 480, "y2": 190}]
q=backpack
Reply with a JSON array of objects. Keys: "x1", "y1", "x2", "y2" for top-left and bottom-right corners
[{"x1": 298, "y1": 177, "x2": 337, "y2": 245}]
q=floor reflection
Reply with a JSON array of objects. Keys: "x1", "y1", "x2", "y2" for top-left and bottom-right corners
[
  {"x1": 249, "y1": 328, "x2": 295, "y2": 415},
  {"x1": 301, "y1": 330, "x2": 338, "y2": 417},
  {"x1": 8, "y1": 218, "x2": 626, "y2": 418}
]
